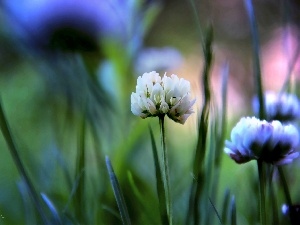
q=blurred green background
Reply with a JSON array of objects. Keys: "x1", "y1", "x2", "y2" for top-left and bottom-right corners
[{"x1": 0, "y1": 0, "x2": 300, "y2": 224}]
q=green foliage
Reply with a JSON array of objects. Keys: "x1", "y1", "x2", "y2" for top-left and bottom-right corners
[
  {"x1": 106, "y1": 156, "x2": 131, "y2": 225},
  {"x1": 0, "y1": 0, "x2": 300, "y2": 225}
]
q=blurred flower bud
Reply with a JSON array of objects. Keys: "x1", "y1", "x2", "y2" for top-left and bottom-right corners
[{"x1": 253, "y1": 91, "x2": 300, "y2": 122}]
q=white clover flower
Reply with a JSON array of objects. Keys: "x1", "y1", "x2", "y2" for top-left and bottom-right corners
[
  {"x1": 224, "y1": 117, "x2": 299, "y2": 165},
  {"x1": 253, "y1": 91, "x2": 300, "y2": 122},
  {"x1": 131, "y1": 71, "x2": 196, "y2": 124}
]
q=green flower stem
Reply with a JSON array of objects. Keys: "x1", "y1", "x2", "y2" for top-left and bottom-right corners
[
  {"x1": 257, "y1": 160, "x2": 266, "y2": 225},
  {"x1": 159, "y1": 115, "x2": 172, "y2": 225},
  {"x1": 278, "y1": 167, "x2": 292, "y2": 205}
]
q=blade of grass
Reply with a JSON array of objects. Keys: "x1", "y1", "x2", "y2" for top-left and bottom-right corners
[
  {"x1": 279, "y1": 0, "x2": 300, "y2": 94},
  {"x1": 211, "y1": 62, "x2": 229, "y2": 212},
  {"x1": 0, "y1": 100, "x2": 50, "y2": 225},
  {"x1": 277, "y1": 166, "x2": 297, "y2": 224},
  {"x1": 127, "y1": 171, "x2": 158, "y2": 225},
  {"x1": 41, "y1": 193, "x2": 63, "y2": 225},
  {"x1": 230, "y1": 196, "x2": 236, "y2": 225},
  {"x1": 209, "y1": 197, "x2": 223, "y2": 225},
  {"x1": 74, "y1": 113, "x2": 86, "y2": 224},
  {"x1": 221, "y1": 190, "x2": 231, "y2": 224},
  {"x1": 101, "y1": 205, "x2": 121, "y2": 220},
  {"x1": 186, "y1": 25, "x2": 213, "y2": 225},
  {"x1": 204, "y1": 120, "x2": 217, "y2": 225},
  {"x1": 17, "y1": 180, "x2": 36, "y2": 225},
  {"x1": 182, "y1": 1, "x2": 213, "y2": 224},
  {"x1": 55, "y1": 146, "x2": 73, "y2": 191},
  {"x1": 280, "y1": 42, "x2": 300, "y2": 94},
  {"x1": 149, "y1": 126, "x2": 169, "y2": 225},
  {"x1": 105, "y1": 156, "x2": 131, "y2": 225},
  {"x1": 188, "y1": 0, "x2": 204, "y2": 48},
  {"x1": 217, "y1": 62, "x2": 229, "y2": 161},
  {"x1": 62, "y1": 169, "x2": 84, "y2": 214},
  {"x1": 244, "y1": 0, "x2": 265, "y2": 119}
]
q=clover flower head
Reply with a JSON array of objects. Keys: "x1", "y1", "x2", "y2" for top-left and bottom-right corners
[
  {"x1": 253, "y1": 91, "x2": 300, "y2": 122},
  {"x1": 131, "y1": 71, "x2": 196, "y2": 124},
  {"x1": 224, "y1": 117, "x2": 299, "y2": 165}
]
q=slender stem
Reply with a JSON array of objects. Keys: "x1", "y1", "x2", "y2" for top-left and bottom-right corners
[
  {"x1": 257, "y1": 160, "x2": 266, "y2": 225},
  {"x1": 159, "y1": 116, "x2": 172, "y2": 225}
]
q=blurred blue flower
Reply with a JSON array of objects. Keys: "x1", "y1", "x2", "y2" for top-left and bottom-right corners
[
  {"x1": 134, "y1": 47, "x2": 182, "y2": 74},
  {"x1": 253, "y1": 91, "x2": 300, "y2": 122},
  {"x1": 225, "y1": 117, "x2": 299, "y2": 165},
  {"x1": 4, "y1": 0, "x2": 128, "y2": 51}
]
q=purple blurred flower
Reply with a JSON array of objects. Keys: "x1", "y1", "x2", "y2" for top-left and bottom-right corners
[
  {"x1": 225, "y1": 117, "x2": 299, "y2": 165},
  {"x1": 253, "y1": 91, "x2": 300, "y2": 122},
  {"x1": 4, "y1": 0, "x2": 127, "y2": 51},
  {"x1": 134, "y1": 47, "x2": 182, "y2": 74}
]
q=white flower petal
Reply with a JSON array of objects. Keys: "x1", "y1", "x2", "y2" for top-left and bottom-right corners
[{"x1": 131, "y1": 71, "x2": 195, "y2": 124}]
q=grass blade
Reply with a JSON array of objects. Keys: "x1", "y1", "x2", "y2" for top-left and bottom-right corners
[
  {"x1": 41, "y1": 193, "x2": 63, "y2": 225},
  {"x1": 149, "y1": 126, "x2": 169, "y2": 225},
  {"x1": 127, "y1": 171, "x2": 158, "y2": 225},
  {"x1": 209, "y1": 197, "x2": 223, "y2": 225},
  {"x1": 277, "y1": 166, "x2": 297, "y2": 224},
  {"x1": 230, "y1": 196, "x2": 236, "y2": 225},
  {"x1": 0, "y1": 99, "x2": 50, "y2": 224},
  {"x1": 17, "y1": 180, "x2": 36, "y2": 225},
  {"x1": 105, "y1": 156, "x2": 131, "y2": 225},
  {"x1": 218, "y1": 62, "x2": 229, "y2": 158},
  {"x1": 244, "y1": 0, "x2": 265, "y2": 119},
  {"x1": 188, "y1": 0, "x2": 204, "y2": 47},
  {"x1": 185, "y1": 25, "x2": 213, "y2": 225},
  {"x1": 279, "y1": 0, "x2": 300, "y2": 94},
  {"x1": 211, "y1": 62, "x2": 229, "y2": 213},
  {"x1": 62, "y1": 169, "x2": 84, "y2": 214},
  {"x1": 221, "y1": 190, "x2": 231, "y2": 224},
  {"x1": 74, "y1": 114, "x2": 86, "y2": 223}
]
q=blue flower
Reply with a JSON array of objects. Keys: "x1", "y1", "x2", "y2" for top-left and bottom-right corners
[
  {"x1": 225, "y1": 117, "x2": 299, "y2": 165},
  {"x1": 253, "y1": 91, "x2": 300, "y2": 122},
  {"x1": 4, "y1": 0, "x2": 126, "y2": 51}
]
